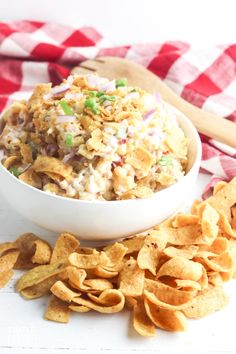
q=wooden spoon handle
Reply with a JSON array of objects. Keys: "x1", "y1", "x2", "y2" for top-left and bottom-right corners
[
  {"x1": 126, "y1": 64, "x2": 236, "y2": 148},
  {"x1": 99, "y1": 57, "x2": 236, "y2": 148},
  {"x1": 78, "y1": 56, "x2": 236, "y2": 148},
  {"x1": 149, "y1": 76, "x2": 236, "y2": 148}
]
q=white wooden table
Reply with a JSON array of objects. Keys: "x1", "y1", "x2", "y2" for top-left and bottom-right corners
[{"x1": 1, "y1": 1, "x2": 236, "y2": 352}]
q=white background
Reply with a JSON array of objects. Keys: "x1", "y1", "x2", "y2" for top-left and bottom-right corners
[
  {"x1": 1, "y1": 0, "x2": 236, "y2": 45},
  {"x1": 0, "y1": 1, "x2": 236, "y2": 354}
]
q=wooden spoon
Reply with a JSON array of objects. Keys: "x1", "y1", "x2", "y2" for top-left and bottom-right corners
[{"x1": 72, "y1": 56, "x2": 236, "y2": 148}]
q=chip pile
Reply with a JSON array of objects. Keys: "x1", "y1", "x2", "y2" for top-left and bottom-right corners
[{"x1": 1, "y1": 178, "x2": 236, "y2": 337}]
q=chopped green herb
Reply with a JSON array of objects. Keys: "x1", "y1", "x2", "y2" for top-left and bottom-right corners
[
  {"x1": 65, "y1": 133, "x2": 73, "y2": 147},
  {"x1": 84, "y1": 97, "x2": 99, "y2": 114},
  {"x1": 9, "y1": 166, "x2": 21, "y2": 177},
  {"x1": 83, "y1": 90, "x2": 104, "y2": 98},
  {"x1": 59, "y1": 101, "x2": 74, "y2": 115},
  {"x1": 115, "y1": 78, "x2": 127, "y2": 88},
  {"x1": 131, "y1": 88, "x2": 137, "y2": 92},
  {"x1": 96, "y1": 91, "x2": 105, "y2": 97},
  {"x1": 158, "y1": 155, "x2": 173, "y2": 166},
  {"x1": 83, "y1": 90, "x2": 98, "y2": 97},
  {"x1": 99, "y1": 95, "x2": 117, "y2": 104}
]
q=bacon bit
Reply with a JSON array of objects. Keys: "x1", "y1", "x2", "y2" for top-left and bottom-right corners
[
  {"x1": 25, "y1": 122, "x2": 36, "y2": 132},
  {"x1": 53, "y1": 89, "x2": 70, "y2": 99},
  {"x1": 112, "y1": 159, "x2": 124, "y2": 169},
  {"x1": 118, "y1": 139, "x2": 127, "y2": 145}
]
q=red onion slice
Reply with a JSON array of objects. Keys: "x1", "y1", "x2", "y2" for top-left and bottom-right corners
[
  {"x1": 63, "y1": 150, "x2": 75, "y2": 163},
  {"x1": 143, "y1": 108, "x2": 156, "y2": 121},
  {"x1": 56, "y1": 115, "x2": 76, "y2": 124},
  {"x1": 99, "y1": 80, "x2": 116, "y2": 92},
  {"x1": 43, "y1": 83, "x2": 71, "y2": 100},
  {"x1": 125, "y1": 92, "x2": 140, "y2": 100},
  {"x1": 153, "y1": 92, "x2": 161, "y2": 103}
]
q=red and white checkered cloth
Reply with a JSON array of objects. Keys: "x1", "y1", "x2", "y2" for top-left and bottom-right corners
[{"x1": 0, "y1": 20, "x2": 236, "y2": 196}]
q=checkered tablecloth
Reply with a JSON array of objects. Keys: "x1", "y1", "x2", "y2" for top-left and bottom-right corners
[{"x1": 0, "y1": 20, "x2": 236, "y2": 195}]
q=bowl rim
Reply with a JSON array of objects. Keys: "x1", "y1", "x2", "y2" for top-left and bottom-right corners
[{"x1": 0, "y1": 103, "x2": 202, "y2": 206}]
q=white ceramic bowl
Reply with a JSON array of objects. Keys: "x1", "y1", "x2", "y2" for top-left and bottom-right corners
[{"x1": 0, "y1": 104, "x2": 201, "y2": 240}]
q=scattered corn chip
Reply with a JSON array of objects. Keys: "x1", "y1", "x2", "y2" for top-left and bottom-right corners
[
  {"x1": 183, "y1": 286, "x2": 228, "y2": 318},
  {"x1": 196, "y1": 250, "x2": 234, "y2": 272},
  {"x1": 156, "y1": 224, "x2": 203, "y2": 246},
  {"x1": 0, "y1": 250, "x2": 20, "y2": 272},
  {"x1": 0, "y1": 242, "x2": 17, "y2": 255},
  {"x1": 206, "y1": 177, "x2": 236, "y2": 221},
  {"x1": 68, "y1": 252, "x2": 109, "y2": 269},
  {"x1": 104, "y1": 242, "x2": 127, "y2": 270},
  {"x1": 133, "y1": 300, "x2": 156, "y2": 337},
  {"x1": 163, "y1": 245, "x2": 198, "y2": 259},
  {"x1": 45, "y1": 295, "x2": 70, "y2": 323},
  {"x1": 65, "y1": 266, "x2": 113, "y2": 294},
  {"x1": 17, "y1": 260, "x2": 66, "y2": 293},
  {"x1": 174, "y1": 279, "x2": 201, "y2": 291},
  {"x1": 144, "y1": 297, "x2": 187, "y2": 331},
  {"x1": 157, "y1": 257, "x2": 203, "y2": 281},
  {"x1": 144, "y1": 279, "x2": 194, "y2": 310},
  {"x1": 92, "y1": 266, "x2": 118, "y2": 279},
  {"x1": 118, "y1": 258, "x2": 144, "y2": 296},
  {"x1": 228, "y1": 239, "x2": 236, "y2": 277},
  {"x1": 72, "y1": 289, "x2": 125, "y2": 313},
  {"x1": 137, "y1": 234, "x2": 160, "y2": 275},
  {"x1": 172, "y1": 214, "x2": 199, "y2": 227},
  {"x1": 231, "y1": 205, "x2": 236, "y2": 229},
  {"x1": 51, "y1": 280, "x2": 80, "y2": 302},
  {"x1": 200, "y1": 203, "x2": 219, "y2": 243},
  {"x1": 21, "y1": 274, "x2": 60, "y2": 299},
  {"x1": 69, "y1": 305, "x2": 91, "y2": 313},
  {"x1": 50, "y1": 233, "x2": 80, "y2": 264},
  {"x1": 0, "y1": 248, "x2": 19, "y2": 288},
  {"x1": 0, "y1": 270, "x2": 14, "y2": 288},
  {"x1": 218, "y1": 213, "x2": 236, "y2": 238},
  {"x1": 31, "y1": 239, "x2": 52, "y2": 265},
  {"x1": 14, "y1": 233, "x2": 50, "y2": 269},
  {"x1": 191, "y1": 199, "x2": 201, "y2": 214},
  {"x1": 120, "y1": 236, "x2": 145, "y2": 255},
  {"x1": 208, "y1": 273, "x2": 224, "y2": 287}
]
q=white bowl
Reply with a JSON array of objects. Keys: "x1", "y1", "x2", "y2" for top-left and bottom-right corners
[{"x1": 0, "y1": 104, "x2": 201, "y2": 240}]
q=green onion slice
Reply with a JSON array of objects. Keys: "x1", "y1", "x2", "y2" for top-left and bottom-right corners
[
  {"x1": 59, "y1": 101, "x2": 74, "y2": 115},
  {"x1": 65, "y1": 133, "x2": 73, "y2": 147},
  {"x1": 99, "y1": 95, "x2": 117, "y2": 104},
  {"x1": 158, "y1": 155, "x2": 173, "y2": 166},
  {"x1": 115, "y1": 78, "x2": 127, "y2": 88},
  {"x1": 84, "y1": 97, "x2": 99, "y2": 114},
  {"x1": 9, "y1": 166, "x2": 21, "y2": 177}
]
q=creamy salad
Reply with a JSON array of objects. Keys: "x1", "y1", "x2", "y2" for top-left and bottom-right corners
[{"x1": 0, "y1": 74, "x2": 188, "y2": 201}]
